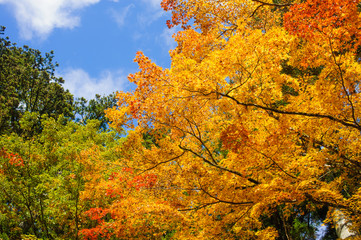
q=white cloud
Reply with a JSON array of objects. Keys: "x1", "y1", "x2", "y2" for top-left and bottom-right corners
[
  {"x1": 137, "y1": 9, "x2": 164, "y2": 27},
  {"x1": 160, "y1": 27, "x2": 177, "y2": 50},
  {"x1": 60, "y1": 68, "x2": 129, "y2": 100},
  {"x1": 0, "y1": 0, "x2": 100, "y2": 39},
  {"x1": 110, "y1": 4, "x2": 134, "y2": 28},
  {"x1": 136, "y1": 0, "x2": 165, "y2": 26},
  {"x1": 142, "y1": 0, "x2": 162, "y2": 9}
]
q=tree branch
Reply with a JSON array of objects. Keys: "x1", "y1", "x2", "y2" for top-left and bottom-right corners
[
  {"x1": 198, "y1": 180, "x2": 254, "y2": 205},
  {"x1": 179, "y1": 144, "x2": 261, "y2": 185},
  {"x1": 250, "y1": 0, "x2": 293, "y2": 17},
  {"x1": 252, "y1": 0, "x2": 293, "y2": 7},
  {"x1": 178, "y1": 201, "x2": 220, "y2": 211},
  {"x1": 328, "y1": 37, "x2": 360, "y2": 129},
  {"x1": 252, "y1": 148, "x2": 297, "y2": 179},
  {"x1": 218, "y1": 91, "x2": 361, "y2": 131},
  {"x1": 139, "y1": 151, "x2": 186, "y2": 174}
]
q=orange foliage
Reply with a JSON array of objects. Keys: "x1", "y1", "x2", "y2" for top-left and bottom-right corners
[
  {"x1": 106, "y1": 0, "x2": 361, "y2": 238},
  {"x1": 0, "y1": 148, "x2": 24, "y2": 167},
  {"x1": 284, "y1": 0, "x2": 361, "y2": 49},
  {"x1": 78, "y1": 145, "x2": 190, "y2": 239}
]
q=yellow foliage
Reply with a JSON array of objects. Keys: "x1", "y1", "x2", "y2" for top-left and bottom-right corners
[{"x1": 106, "y1": 0, "x2": 361, "y2": 238}]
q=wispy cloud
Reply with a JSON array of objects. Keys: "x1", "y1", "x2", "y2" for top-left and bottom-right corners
[
  {"x1": 141, "y1": 0, "x2": 162, "y2": 9},
  {"x1": 137, "y1": 10, "x2": 164, "y2": 27},
  {"x1": 136, "y1": 0, "x2": 165, "y2": 27},
  {"x1": 60, "y1": 68, "x2": 129, "y2": 100},
  {"x1": 110, "y1": 4, "x2": 134, "y2": 28},
  {"x1": 0, "y1": 0, "x2": 100, "y2": 39},
  {"x1": 160, "y1": 27, "x2": 177, "y2": 50}
]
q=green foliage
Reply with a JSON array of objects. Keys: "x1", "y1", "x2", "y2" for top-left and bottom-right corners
[
  {"x1": 290, "y1": 218, "x2": 316, "y2": 240},
  {"x1": 142, "y1": 131, "x2": 159, "y2": 149},
  {"x1": 0, "y1": 29, "x2": 74, "y2": 136},
  {"x1": 0, "y1": 30, "x2": 124, "y2": 239},
  {"x1": 0, "y1": 116, "x2": 121, "y2": 239},
  {"x1": 281, "y1": 84, "x2": 299, "y2": 96},
  {"x1": 161, "y1": 229, "x2": 177, "y2": 240},
  {"x1": 74, "y1": 93, "x2": 117, "y2": 131},
  {"x1": 280, "y1": 61, "x2": 323, "y2": 81}
]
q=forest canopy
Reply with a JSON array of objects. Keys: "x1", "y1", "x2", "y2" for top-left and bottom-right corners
[{"x1": 1, "y1": 0, "x2": 361, "y2": 239}]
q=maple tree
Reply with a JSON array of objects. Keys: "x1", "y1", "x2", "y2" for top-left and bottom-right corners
[
  {"x1": 106, "y1": 0, "x2": 361, "y2": 239},
  {"x1": 79, "y1": 161, "x2": 190, "y2": 240}
]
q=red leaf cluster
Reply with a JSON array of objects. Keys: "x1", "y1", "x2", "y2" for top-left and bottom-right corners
[{"x1": 0, "y1": 148, "x2": 24, "y2": 167}]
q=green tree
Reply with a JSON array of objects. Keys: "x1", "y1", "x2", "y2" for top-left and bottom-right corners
[
  {"x1": 0, "y1": 27, "x2": 73, "y2": 136},
  {"x1": 74, "y1": 93, "x2": 117, "y2": 131},
  {"x1": 0, "y1": 114, "x2": 121, "y2": 239}
]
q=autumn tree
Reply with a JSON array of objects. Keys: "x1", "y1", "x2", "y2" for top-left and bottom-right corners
[
  {"x1": 106, "y1": 0, "x2": 361, "y2": 239},
  {"x1": 78, "y1": 151, "x2": 191, "y2": 240}
]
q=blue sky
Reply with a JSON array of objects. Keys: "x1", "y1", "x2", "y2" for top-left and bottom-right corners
[{"x1": 0, "y1": 0, "x2": 177, "y2": 100}]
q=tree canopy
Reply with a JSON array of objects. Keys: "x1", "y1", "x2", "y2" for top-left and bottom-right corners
[
  {"x1": 0, "y1": 27, "x2": 74, "y2": 136},
  {"x1": 74, "y1": 93, "x2": 117, "y2": 132},
  {"x1": 106, "y1": 0, "x2": 361, "y2": 238},
  {"x1": 2, "y1": 0, "x2": 361, "y2": 239}
]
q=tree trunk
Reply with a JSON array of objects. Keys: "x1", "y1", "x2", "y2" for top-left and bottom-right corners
[{"x1": 334, "y1": 209, "x2": 359, "y2": 239}]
